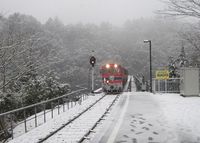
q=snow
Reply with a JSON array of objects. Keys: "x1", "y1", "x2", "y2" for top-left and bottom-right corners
[
  {"x1": 12, "y1": 95, "x2": 89, "y2": 138},
  {"x1": 151, "y1": 93, "x2": 200, "y2": 142},
  {"x1": 44, "y1": 95, "x2": 117, "y2": 143},
  {"x1": 8, "y1": 91, "x2": 200, "y2": 143},
  {"x1": 89, "y1": 92, "x2": 200, "y2": 143},
  {"x1": 9, "y1": 93, "x2": 105, "y2": 143}
]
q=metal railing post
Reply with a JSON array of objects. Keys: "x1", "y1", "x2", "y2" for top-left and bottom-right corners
[
  {"x1": 75, "y1": 96, "x2": 77, "y2": 106},
  {"x1": 51, "y1": 102, "x2": 53, "y2": 119},
  {"x1": 24, "y1": 109, "x2": 27, "y2": 133},
  {"x1": 80, "y1": 95, "x2": 82, "y2": 105},
  {"x1": 58, "y1": 100, "x2": 60, "y2": 115},
  {"x1": 62, "y1": 98, "x2": 65, "y2": 112},
  {"x1": 10, "y1": 113, "x2": 13, "y2": 139},
  {"x1": 34, "y1": 106, "x2": 37, "y2": 127},
  {"x1": 43, "y1": 104, "x2": 46, "y2": 123}
]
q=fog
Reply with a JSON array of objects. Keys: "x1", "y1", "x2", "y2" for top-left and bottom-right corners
[{"x1": 0, "y1": 0, "x2": 164, "y2": 25}]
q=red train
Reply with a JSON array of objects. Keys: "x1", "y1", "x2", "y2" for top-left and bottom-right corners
[{"x1": 100, "y1": 63, "x2": 128, "y2": 93}]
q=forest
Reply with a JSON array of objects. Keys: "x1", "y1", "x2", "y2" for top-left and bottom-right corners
[{"x1": 0, "y1": 12, "x2": 199, "y2": 112}]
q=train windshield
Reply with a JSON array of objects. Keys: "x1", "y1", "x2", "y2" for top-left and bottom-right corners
[
  {"x1": 114, "y1": 77, "x2": 122, "y2": 80},
  {"x1": 101, "y1": 68, "x2": 120, "y2": 74}
]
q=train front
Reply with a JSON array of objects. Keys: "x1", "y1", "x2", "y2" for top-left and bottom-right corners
[{"x1": 100, "y1": 63, "x2": 124, "y2": 93}]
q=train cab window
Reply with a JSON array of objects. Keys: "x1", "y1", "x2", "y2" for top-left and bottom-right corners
[
  {"x1": 105, "y1": 68, "x2": 120, "y2": 73},
  {"x1": 114, "y1": 77, "x2": 122, "y2": 80}
]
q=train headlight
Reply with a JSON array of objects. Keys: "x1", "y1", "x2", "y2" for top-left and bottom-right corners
[
  {"x1": 106, "y1": 64, "x2": 110, "y2": 68},
  {"x1": 114, "y1": 64, "x2": 118, "y2": 68}
]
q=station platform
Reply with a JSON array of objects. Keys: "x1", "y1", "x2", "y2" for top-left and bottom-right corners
[{"x1": 90, "y1": 92, "x2": 200, "y2": 143}]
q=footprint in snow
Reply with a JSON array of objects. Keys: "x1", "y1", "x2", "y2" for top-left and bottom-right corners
[
  {"x1": 123, "y1": 135, "x2": 129, "y2": 138},
  {"x1": 142, "y1": 127, "x2": 149, "y2": 131},
  {"x1": 139, "y1": 117, "x2": 146, "y2": 120},
  {"x1": 130, "y1": 124, "x2": 136, "y2": 128},
  {"x1": 139, "y1": 121, "x2": 145, "y2": 124},
  {"x1": 135, "y1": 132, "x2": 143, "y2": 135},
  {"x1": 148, "y1": 124, "x2": 153, "y2": 126},
  {"x1": 148, "y1": 137, "x2": 153, "y2": 141},
  {"x1": 131, "y1": 129, "x2": 135, "y2": 132},
  {"x1": 131, "y1": 115, "x2": 135, "y2": 118},
  {"x1": 153, "y1": 131, "x2": 159, "y2": 135},
  {"x1": 132, "y1": 138, "x2": 137, "y2": 143}
]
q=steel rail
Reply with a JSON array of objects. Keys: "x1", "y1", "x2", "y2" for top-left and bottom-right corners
[
  {"x1": 37, "y1": 93, "x2": 107, "y2": 143},
  {"x1": 78, "y1": 94, "x2": 120, "y2": 143}
]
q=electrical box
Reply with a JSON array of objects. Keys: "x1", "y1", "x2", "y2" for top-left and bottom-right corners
[{"x1": 180, "y1": 67, "x2": 199, "y2": 97}]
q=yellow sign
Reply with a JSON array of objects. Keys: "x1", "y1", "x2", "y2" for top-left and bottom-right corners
[{"x1": 156, "y1": 70, "x2": 169, "y2": 80}]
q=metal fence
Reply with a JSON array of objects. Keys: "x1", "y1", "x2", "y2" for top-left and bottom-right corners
[
  {"x1": 0, "y1": 88, "x2": 89, "y2": 141},
  {"x1": 153, "y1": 78, "x2": 180, "y2": 93}
]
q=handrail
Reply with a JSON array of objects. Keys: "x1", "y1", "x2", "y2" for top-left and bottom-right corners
[
  {"x1": 0, "y1": 88, "x2": 89, "y2": 141},
  {"x1": 0, "y1": 88, "x2": 87, "y2": 117}
]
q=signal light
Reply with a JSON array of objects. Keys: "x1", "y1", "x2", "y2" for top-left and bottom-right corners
[{"x1": 90, "y1": 56, "x2": 96, "y2": 67}]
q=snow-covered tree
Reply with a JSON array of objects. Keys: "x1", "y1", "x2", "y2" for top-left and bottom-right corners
[
  {"x1": 168, "y1": 46, "x2": 189, "y2": 78},
  {"x1": 158, "y1": 0, "x2": 200, "y2": 19},
  {"x1": 168, "y1": 56, "x2": 179, "y2": 78},
  {"x1": 176, "y1": 46, "x2": 189, "y2": 67}
]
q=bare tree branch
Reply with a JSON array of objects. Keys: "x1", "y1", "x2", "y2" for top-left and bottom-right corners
[{"x1": 157, "y1": 0, "x2": 200, "y2": 18}]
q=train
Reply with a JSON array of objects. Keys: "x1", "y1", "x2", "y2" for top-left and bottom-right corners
[{"x1": 100, "y1": 63, "x2": 128, "y2": 93}]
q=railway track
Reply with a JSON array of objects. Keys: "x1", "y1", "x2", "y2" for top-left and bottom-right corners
[{"x1": 37, "y1": 94, "x2": 120, "y2": 143}]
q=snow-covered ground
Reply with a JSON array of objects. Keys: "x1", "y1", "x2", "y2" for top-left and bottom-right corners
[
  {"x1": 9, "y1": 93, "x2": 105, "y2": 143},
  {"x1": 89, "y1": 92, "x2": 200, "y2": 143},
  {"x1": 44, "y1": 95, "x2": 117, "y2": 143},
  {"x1": 10, "y1": 94, "x2": 90, "y2": 138},
  {"x1": 151, "y1": 93, "x2": 200, "y2": 142},
  {"x1": 8, "y1": 91, "x2": 200, "y2": 143}
]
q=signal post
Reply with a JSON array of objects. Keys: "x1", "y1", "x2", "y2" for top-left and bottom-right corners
[{"x1": 90, "y1": 56, "x2": 96, "y2": 93}]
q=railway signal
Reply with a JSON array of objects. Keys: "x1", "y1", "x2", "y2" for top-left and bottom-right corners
[
  {"x1": 90, "y1": 56, "x2": 96, "y2": 93},
  {"x1": 90, "y1": 56, "x2": 96, "y2": 67}
]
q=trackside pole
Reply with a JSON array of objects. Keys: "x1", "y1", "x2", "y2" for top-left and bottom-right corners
[
  {"x1": 91, "y1": 67, "x2": 94, "y2": 93},
  {"x1": 89, "y1": 55, "x2": 96, "y2": 93}
]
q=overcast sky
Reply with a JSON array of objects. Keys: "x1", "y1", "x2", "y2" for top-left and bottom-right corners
[{"x1": 0, "y1": 0, "x2": 164, "y2": 25}]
